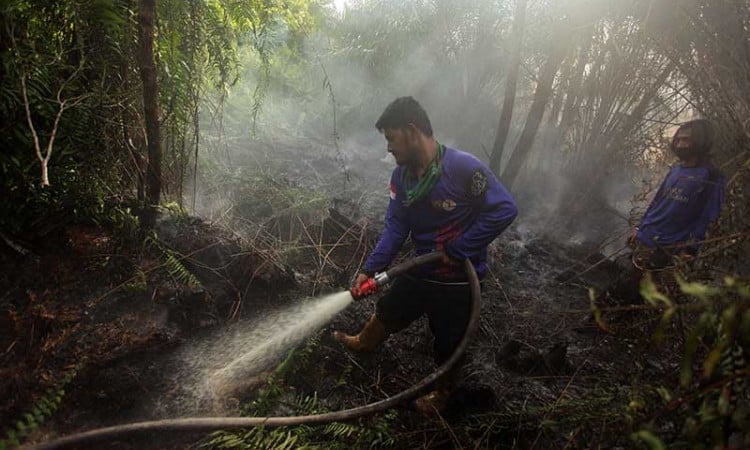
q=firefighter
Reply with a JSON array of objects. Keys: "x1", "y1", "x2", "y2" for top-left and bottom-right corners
[
  {"x1": 597, "y1": 119, "x2": 725, "y2": 310},
  {"x1": 332, "y1": 97, "x2": 518, "y2": 415},
  {"x1": 630, "y1": 119, "x2": 724, "y2": 269}
]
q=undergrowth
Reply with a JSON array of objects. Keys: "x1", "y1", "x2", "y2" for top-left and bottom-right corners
[
  {"x1": 627, "y1": 274, "x2": 750, "y2": 449},
  {"x1": 202, "y1": 332, "x2": 396, "y2": 449},
  {"x1": 0, "y1": 364, "x2": 81, "y2": 450},
  {"x1": 145, "y1": 233, "x2": 203, "y2": 288},
  {"x1": 201, "y1": 270, "x2": 749, "y2": 449}
]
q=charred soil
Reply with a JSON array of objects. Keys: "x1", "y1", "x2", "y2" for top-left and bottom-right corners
[{"x1": 1, "y1": 213, "x2": 692, "y2": 449}]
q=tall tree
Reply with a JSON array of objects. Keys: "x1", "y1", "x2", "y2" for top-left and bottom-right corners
[
  {"x1": 137, "y1": 0, "x2": 162, "y2": 227},
  {"x1": 489, "y1": 0, "x2": 527, "y2": 175},
  {"x1": 501, "y1": 22, "x2": 569, "y2": 188}
]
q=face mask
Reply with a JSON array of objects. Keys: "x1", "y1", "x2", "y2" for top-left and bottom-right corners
[{"x1": 673, "y1": 145, "x2": 700, "y2": 160}]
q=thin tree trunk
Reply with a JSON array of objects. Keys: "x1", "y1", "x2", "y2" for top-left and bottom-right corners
[
  {"x1": 190, "y1": 0, "x2": 200, "y2": 213},
  {"x1": 488, "y1": 0, "x2": 527, "y2": 175},
  {"x1": 501, "y1": 30, "x2": 568, "y2": 189},
  {"x1": 20, "y1": 71, "x2": 83, "y2": 188},
  {"x1": 137, "y1": 0, "x2": 161, "y2": 227},
  {"x1": 558, "y1": 27, "x2": 593, "y2": 131},
  {"x1": 121, "y1": 0, "x2": 145, "y2": 202}
]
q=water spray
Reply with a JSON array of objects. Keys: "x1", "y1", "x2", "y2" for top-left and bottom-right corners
[
  {"x1": 209, "y1": 253, "x2": 444, "y2": 400},
  {"x1": 25, "y1": 254, "x2": 479, "y2": 450},
  {"x1": 206, "y1": 291, "x2": 353, "y2": 401}
]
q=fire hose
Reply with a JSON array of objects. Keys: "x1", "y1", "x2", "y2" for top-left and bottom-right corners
[{"x1": 24, "y1": 253, "x2": 481, "y2": 450}]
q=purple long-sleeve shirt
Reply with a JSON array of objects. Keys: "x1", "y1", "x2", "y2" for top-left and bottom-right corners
[
  {"x1": 637, "y1": 165, "x2": 724, "y2": 251},
  {"x1": 362, "y1": 146, "x2": 518, "y2": 280}
]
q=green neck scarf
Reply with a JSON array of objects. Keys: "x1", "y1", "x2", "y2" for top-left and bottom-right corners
[{"x1": 402, "y1": 142, "x2": 445, "y2": 207}]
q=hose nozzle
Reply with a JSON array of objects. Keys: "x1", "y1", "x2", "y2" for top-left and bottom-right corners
[
  {"x1": 350, "y1": 272, "x2": 390, "y2": 300},
  {"x1": 350, "y1": 253, "x2": 443, "y2": 300}
]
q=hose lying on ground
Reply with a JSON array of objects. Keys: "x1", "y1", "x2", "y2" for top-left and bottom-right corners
[{"x1": 25, "y1": 256, "x2": 481, "y2": 450}]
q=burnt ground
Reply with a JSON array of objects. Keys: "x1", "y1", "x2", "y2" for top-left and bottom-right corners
[{"x1": 0, "y1": 211, "x2": 689, "y2": 449}]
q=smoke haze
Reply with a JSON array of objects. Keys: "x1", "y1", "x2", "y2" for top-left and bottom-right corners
[{"x1": 193, "y1": 0, "x2": 679, "y2": 249}]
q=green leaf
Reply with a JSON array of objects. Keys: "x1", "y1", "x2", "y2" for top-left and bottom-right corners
[
  {"x1": 14, "y1": 421, "x2": 26, "y2": 436},
  {"x1": 640, "y1": 274, "x2": 673, "y2": 308},
  {"x1": 655, "y1": 386, "x2": 672, "y2": 402},
  {"x1": 32, "y1": 407, "x2": 44, "y2": 420},
  {"x1": 630, "y1": 430, "x2": 666, "y2": 450},
  {"x1": 23, "y1": 413, "x2": 36, "y2": 429},
  {"x1": 653, "y1": 305, "x2": 678, "y2": 344},
  {"x1": 680, "y1": 314, "x2": 708, "y2": 387},
  {"x1": 676, "y1": 274, "x2": 719, "y2": 301},
  {"x1": 703, "y1": 345, "x2": 725, "y2": 379}
]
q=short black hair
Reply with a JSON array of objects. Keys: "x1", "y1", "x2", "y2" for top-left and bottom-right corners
[
  {"x1": 375, "y1": 96, "x2": 433, "y2": 137},
  {"x1": 672, "y1": 118, "x2": 714, "y2": 156}
]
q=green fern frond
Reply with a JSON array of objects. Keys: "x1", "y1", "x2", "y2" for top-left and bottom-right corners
[
  {"x1": 0, "y1": 364, "x2": 80, "y2": 448},
  {"x1": 145, "y1": 235, "x2": 202, "y2": 288}
]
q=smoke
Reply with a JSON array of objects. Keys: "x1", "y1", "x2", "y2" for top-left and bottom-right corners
[{"x1": 191, "y1": 0, "x2": 647, "y2": 250}]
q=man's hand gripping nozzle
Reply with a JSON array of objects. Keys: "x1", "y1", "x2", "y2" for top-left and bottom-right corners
[{"x1": 350, "y1": 272, "x2": 390, "y2": 300}]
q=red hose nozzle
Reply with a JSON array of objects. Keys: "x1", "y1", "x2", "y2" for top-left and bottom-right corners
[{"x1": 350, "y1": 277, "x2": 379, "y2": 300}]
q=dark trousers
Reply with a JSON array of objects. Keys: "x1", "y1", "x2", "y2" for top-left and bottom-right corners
[
  {"x1": 375, "y1": 276, "x2": 472, "y2": 366},
  {"x1": 606, "y1": 242, "x2": 677, "y2": 304}
]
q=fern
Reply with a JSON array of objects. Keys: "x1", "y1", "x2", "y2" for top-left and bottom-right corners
[
  {"x1": 205, "y1": 404, "x2": 396, "y2": 449},
  {"x1": 122, "y1": 268, "x2": 148, "y2": 292},
  {"x1": 203, "y1": 332, "x2": 396, "y2": 449},
  {"x1": 145, "y1": 234, "x2": 202, "y2": 288},
  {"x1": 0, "y1": 364, "x2": 80, "y2": 449},
  {"x1": 241, "y1": 332, "x2": 322, "y2": 417},
  {"x1": 164, "y1": 250, "x2": 202, "y2": 287},
  {"x1": 336, "y1": 359, "x2": 353, "y2": 386}
]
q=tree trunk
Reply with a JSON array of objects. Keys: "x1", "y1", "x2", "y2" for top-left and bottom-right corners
[
  {"x1": 557, "y1": 26, "x2": 593, "y2": 132},
  {"x1": 488, "y1": 0, "x2": 527, "y2": 175},
  {"x1": 41, "y1": 159, "x2": 49, "y2": 187},
  {"x1": 137, "y1": 0, "x2": 161, "y2": 227},
  {"x1": 501, "y1": 29, "x2": 568, "y2": 189}
]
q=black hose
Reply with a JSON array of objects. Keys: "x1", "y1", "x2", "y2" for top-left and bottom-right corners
[
  {"x1": 24, "y1": 257, "x2": 481, "y2": 450},
  {"x1": 385, "y1": 252, "x2": 444, "y2": 279}
]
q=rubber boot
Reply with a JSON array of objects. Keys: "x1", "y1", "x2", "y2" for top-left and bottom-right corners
[
  {"x1": 414, "y1": 366, "x2": 459, "y2": 417},
  {"x1": 332, "y1": 314, "x2": 387, "y2": 352}
]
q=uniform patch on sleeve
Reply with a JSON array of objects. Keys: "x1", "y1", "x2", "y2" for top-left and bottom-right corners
[
  {"x1": 389, "y1": 182, "x2": 397, "y2": 200},
  {"x1": 469, "y1": 170, "x2": 488, "y2": 197}
]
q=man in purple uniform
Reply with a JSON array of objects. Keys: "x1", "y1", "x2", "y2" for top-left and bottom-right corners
[
  {"x1": 607, "y1": 119, "x2": 725, "y2": 307},
  {"x1": 630, "y1": 119, "x2": 724, "y2": 268},
  {"x1": 332, "y1": 97, "x2": 518, "y2": 414}
]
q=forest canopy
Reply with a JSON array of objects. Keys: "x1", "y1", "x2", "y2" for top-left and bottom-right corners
[{"x1": 1, "y1": 0, "x2": 747, "y2": 250}]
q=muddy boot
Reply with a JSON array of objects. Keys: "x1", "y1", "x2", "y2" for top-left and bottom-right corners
[
  {"x1": 414, "y1": 387, "x2": 452, "y2": 417},
  {"x1": 332, "y1": 314, "x2": 387, "y2": 352},
  {"x1": 414, "y1": 365, "x2": 459, "y2": 417}
]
